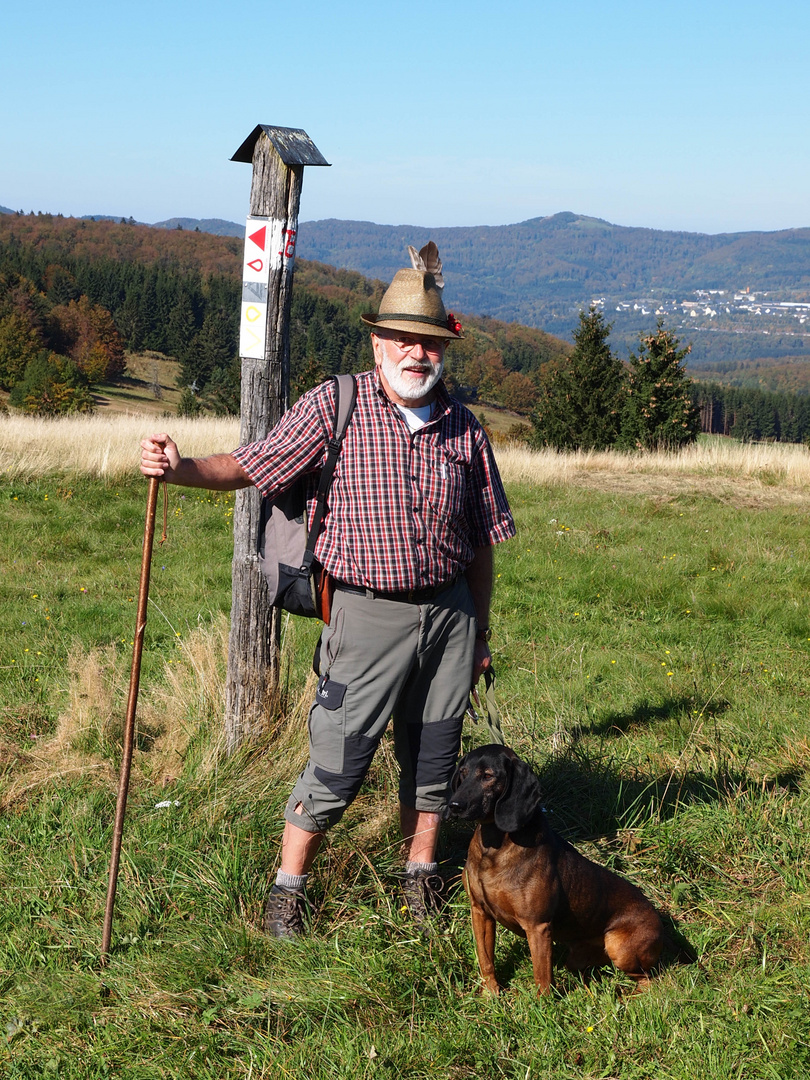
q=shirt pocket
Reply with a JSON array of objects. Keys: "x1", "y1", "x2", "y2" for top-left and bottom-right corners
[{"x1": 420, "y1": 445, "x2": 467, "y2": 526}]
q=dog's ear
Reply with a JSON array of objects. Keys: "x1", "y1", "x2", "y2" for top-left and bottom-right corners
[{"x1": 493, "y1": 756, "x2": 543, "y2": 833}]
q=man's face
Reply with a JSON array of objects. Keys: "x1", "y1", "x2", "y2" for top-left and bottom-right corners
[{"x1": 372, "y1": 331, "x2": 446, "y2": 407}]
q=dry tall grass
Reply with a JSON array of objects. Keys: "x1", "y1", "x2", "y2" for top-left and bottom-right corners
[
  {"x1": 0, "y1": 606, "x2": 319, "y2": 818},
  {"x1": 5, "y1": 414, "x2": 810, "y2": 503},
  {"x1": 0, "y1": 414, "x2": 240, "y2": 479},
  {"x1": 0, "y1": 618, "x2": 233, "y2": 808},
  {"x1": 496, "y1": 438, "x2": 810, "y2": 501}
]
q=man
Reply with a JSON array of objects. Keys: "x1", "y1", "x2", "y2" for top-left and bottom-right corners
[{"x1": 140, "y1": 248, "x2": 515, "y2": 937}]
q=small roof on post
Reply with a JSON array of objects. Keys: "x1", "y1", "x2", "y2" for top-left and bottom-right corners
[{"x1": 231, "y1": 125, "x2": 330, "y2": 167}]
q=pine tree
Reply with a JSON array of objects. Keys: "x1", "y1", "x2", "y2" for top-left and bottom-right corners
[
  {"x1": 176, "y1": 386, "x2": 202, "y2": 418},
  {"x1": 166, "y1": 286, "x2": 200, "y2": 364},
  {"x1": 531, "y1": 307, "x2": 624, "y2": 450},
  {"x1": 9, "y1": 350, "x2": 94, "y2": 414},
  {"x1": 618, "y1": 321, "x2": 700, "y2": 450},
  {"x1": 203, "y1": 358, "x2": 241, "y2": 416},
  {"x1": 181, "y1": 307, "x2": 236, "y2": 391},
  {"x1": 0, "y1": 311, "x2": 43, "y2": 390}
]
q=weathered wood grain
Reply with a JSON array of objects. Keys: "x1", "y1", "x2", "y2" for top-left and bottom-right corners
[{"x1": 225, "y1": 134, "x2": 304, "y2": 753}]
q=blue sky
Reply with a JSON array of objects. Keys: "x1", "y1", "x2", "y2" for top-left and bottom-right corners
[{"x1": 2, "y1": 0, "x2": 807, "y2": 234}]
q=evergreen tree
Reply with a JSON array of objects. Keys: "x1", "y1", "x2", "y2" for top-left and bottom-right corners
[
  {"x1": 618, "y1": 321, "x2": 700, "y2": 450},
  {"x1": 176, "y1": 386, "x2": 202, "y2": 418},
  {"x1": 729, "y1": 391, "x2": 757, "y2": 442},
  {"x1": 531, "y1": 307, "x2": 624, "y2": 450},
  {"x1": 181, "y1": 307, "x2": 235, "y2": 391},
  {"x1": 0, "y1": 311, "x2": 43, "y2": 390},
  {"x1": 166, "y1": 285, "x2": 201, "y2": 361},
  {"x1": 116, "y1": 288, "x2": 146, "y2": 350},
  {"x1": 140, "y1": 271, "x2": 162, "y2": 352},
  {"x1": 203, "y1": 358, "x2": 241, "y2": 416},
  {"x1": 9, "y1": 350, "x2": 94, "y2": 415}
]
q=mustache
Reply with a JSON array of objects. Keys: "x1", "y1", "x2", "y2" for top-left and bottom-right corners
[{"x1": 397, "y1": 359, "x2": 438, "y2": 373}]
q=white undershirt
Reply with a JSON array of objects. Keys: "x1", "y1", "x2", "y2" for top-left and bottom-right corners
[{"x1": 395, "y1": 403, "x2": 433, "y2": 432}]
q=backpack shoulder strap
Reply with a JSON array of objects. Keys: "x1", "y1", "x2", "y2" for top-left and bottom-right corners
[
  {"x1": 331, "y1": 373, "x2": 358, "y2": 442},
  {"x1": 302, "y1": 374, "x2": 357, "y2": 566}
]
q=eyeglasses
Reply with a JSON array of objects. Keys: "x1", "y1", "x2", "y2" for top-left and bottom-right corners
[{"x1": 383, "y1": 335, "x2": 446, "y2": 356}]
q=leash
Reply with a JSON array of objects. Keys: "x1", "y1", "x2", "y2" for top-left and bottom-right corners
[{"x1": 466, "y1": 668, "x2": 504, "y2": 746}]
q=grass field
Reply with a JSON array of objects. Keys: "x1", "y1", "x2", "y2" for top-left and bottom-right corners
[{"x1": 3, "y1": 419, "x2": 810, "y2": 1078}]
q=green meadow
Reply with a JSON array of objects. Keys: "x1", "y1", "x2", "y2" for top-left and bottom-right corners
[{"x1": 3, "y1": 448, "x2": 810, "y2": 1079}]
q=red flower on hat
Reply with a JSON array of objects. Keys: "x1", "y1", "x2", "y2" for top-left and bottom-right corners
[{"x1": 447, "y1": 312, "x2": 462, "y2": 335}]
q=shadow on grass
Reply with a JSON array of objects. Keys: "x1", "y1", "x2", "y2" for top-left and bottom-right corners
[
  {"x1": 534, "y1": 747, "x2": 802, "y2": 841},
  {"x1": 588, "y1": 695, "x2": 729, "y2": 737}
]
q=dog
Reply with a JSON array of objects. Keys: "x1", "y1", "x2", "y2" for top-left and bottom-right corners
[{"x1": 446, "y1": 745, "x2": 666, "y2": 995}]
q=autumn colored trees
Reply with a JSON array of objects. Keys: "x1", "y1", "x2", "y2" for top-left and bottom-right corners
[
  {"x1": 50, "y1": 296, "x2": 126, "y2": 382},
  {"x1": 8, "y1": 351, "x2": 94, "y2": 414},
  {"x1": 0, "y1": 268, "x2": 126, "y2": 413},
  {"x1": 0, "y1": 225, "x2": 237, "y2": 414},
  {"x1": 0, "y1": 215, "x2": 576, "y2": 418},
  {"x1": 4, "y1": 215, "x2": 805, "y2": 443}
]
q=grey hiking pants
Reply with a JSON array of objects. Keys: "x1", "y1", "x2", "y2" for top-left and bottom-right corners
[{"x1": 284, "y1": 577, "x2": 477, "y2": 833}]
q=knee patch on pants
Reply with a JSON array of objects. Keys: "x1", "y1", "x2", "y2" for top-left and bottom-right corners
[
  {"x1": 286, "y1": 728, "x2": 382, "y2": 832},
  {"x1": 313, "y1": 733, "x2": 378, "y2": 803},
  {"x1": 397, "y1": 715, "x2": 464, "y2": 810}
]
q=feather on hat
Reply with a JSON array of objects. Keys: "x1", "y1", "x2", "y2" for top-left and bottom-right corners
[{"x1": 361, "y1": 242, "x2": 460, "y2": 338}]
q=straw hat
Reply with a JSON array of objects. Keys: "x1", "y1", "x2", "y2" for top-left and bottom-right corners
[{"x1": 361, "y1": 245, "x2": 462, "y2": 339}]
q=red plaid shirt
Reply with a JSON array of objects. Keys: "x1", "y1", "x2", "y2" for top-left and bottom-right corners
[{"x1": 232, "y1": 370, "x2": 515, "y2": 591}]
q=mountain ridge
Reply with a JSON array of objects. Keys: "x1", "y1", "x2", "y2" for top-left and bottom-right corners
[{"x1": 3, "y1": 205, "x2": 808, "y2": 364}]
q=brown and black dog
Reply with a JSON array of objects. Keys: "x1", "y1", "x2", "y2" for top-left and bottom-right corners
[{"x1": 447, "y1": 745, "x2": 666, "y2": 995}]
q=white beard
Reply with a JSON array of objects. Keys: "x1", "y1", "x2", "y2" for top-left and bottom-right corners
[{"x1": 379, "y1": 341, "x2": 444, "y2": 402}]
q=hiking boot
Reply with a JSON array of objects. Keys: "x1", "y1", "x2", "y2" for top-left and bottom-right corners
[
  {"x1": 401, "y1": 869, "x2": 446, "y2": 928},
  {"x1": 262, "y1": 884, "x2": 307, "y2": 939}
]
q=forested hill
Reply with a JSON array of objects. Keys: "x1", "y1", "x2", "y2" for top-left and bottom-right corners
[
  {"x1": 5, "y1": 207, "x2": 810, "y2": 370},
  {"x1": 298, "y1": 214, "x2": 810, "y2": 302},
  {"x1": 0, "y1": 212, "x2": 245, "y2": 277},
  {"x1": 296, "y1": 214, "x2": 810, "y2": 368},
  {"x1": 0, "y1": 213, "x2": 569, "y2": 418}
]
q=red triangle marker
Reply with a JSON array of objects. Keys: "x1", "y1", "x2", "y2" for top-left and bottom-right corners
[{"x1": 249, "y1": 226, "x2": 266, "y2": 250}]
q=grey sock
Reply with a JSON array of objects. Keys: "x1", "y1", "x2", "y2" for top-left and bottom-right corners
[
  {"x1": 275, "y1": 870, "x2": 308, "y2": 892},
  {"x1": 405, "y1": 861, "x2": 438, "y2": 876}
]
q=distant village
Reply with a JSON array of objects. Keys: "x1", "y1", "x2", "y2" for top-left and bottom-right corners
[{"x1": 589, "y1": 289, "x2": 810, "y2": 338}]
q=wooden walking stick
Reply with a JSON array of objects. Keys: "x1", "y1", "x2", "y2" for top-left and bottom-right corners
[{"x1": 101, "y1": 476, "x2": 160, "y2": 961}]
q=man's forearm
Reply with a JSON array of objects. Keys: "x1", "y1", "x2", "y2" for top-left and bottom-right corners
[
  {"x1": 171, "y1": 453, "x2": 252, "y2": 490},
  {"x1": 465, "y1": 545, "x2": 494, "y2": 627}
]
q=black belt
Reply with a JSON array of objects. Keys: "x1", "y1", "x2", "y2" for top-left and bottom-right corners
[{"x1": 334, "y1": 577, "x2": 457, "y2": 605}]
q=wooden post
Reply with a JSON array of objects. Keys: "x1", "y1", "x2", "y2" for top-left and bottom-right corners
[{"x1": 225, "y1": 126, "x2": 329, "y2": 754}]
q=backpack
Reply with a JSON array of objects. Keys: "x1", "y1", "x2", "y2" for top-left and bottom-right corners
[{"x1": 257, "y1": 373, "x2": 358, "y2": 620}]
